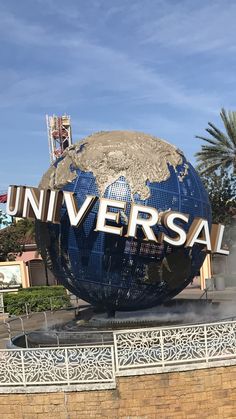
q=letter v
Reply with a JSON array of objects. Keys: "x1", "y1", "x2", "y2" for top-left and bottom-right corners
[{"x1": 63, "y1": 192, "x2": 97, "y2": 227}]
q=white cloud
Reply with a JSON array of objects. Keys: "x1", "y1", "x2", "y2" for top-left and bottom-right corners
[
  {"x1": 1, "y1": 0, "x2": 235, "y2": 190},
  {"x1": 137, "y1": 0, "x2": 236, "y2": 54},
  {"x1": 0, "y1": 9, "x2": 50, "y2": 46},
  {"x1": 0, "y1": 13, "x2": 220, "y2": 115}
]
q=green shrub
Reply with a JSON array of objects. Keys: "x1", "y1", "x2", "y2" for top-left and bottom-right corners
[{"x1": 3, "y1": 286, "x2": 71, "y2": 315}]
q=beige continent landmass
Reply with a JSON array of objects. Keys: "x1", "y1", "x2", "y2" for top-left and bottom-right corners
[{"x1": 40, "y1": 130, "x2": 184, "y2": 200}]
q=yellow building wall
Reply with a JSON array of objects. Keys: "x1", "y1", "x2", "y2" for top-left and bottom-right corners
[{"x1": 200, "y1": 254, "x2": 212, "y2": 290}]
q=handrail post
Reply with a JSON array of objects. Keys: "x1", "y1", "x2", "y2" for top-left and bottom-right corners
[
  {"x1": 65, "y1": 348, "x2": 70, "y2": 385},
  {"x1": 160, "y1": 329, "x2": 165, "y2": 368},
  {"x1": 56, "y1": 332, "x2": 59, "y2": 346},
  {"x1": 19, "y1": 317, "x2": 25, "y2": 334},
  {"x1": 4, "y1": 321, "x2": 11, "y2": 341},
  {"x1": 43, "y1": 311, "x2": 48, "y2": 330},
  {"x1": 20, "y1": 349, "x2": 26, "y2": 387},
  {"x1": 25, "y1": 332, "x2": 29, "y2": 349},
  {"x1": 204, "y1": 325, "x2": 208, "y2": 363},
  {"x1": 113, "y1": 333, "x2": 119, "y2": 374},
  {"x1": 25, "y1": 303, "x2": 29, "y2": 318}
]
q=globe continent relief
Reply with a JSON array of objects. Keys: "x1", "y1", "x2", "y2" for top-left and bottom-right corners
[{"x1": 36, "y1": 131, "x2": 211, "y2": 312}]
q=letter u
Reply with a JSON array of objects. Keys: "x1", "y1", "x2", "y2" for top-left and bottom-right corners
[{"x1": 6, "y1": 185, "x2": 25, "y2": 217}]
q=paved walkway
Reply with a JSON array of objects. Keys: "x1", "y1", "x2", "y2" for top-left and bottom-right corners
[
  {"x1": 0, "y1": 309, "x2": 77, "y2": 349},
  {"x1": 1, "y1": 289, "x2": 236, "y2": 349},
  {"x1": 176, "y1": 285, "x2": 236, "y2": 302}
]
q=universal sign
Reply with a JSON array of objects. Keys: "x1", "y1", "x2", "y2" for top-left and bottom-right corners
[{"x1": 7, "y1": 185, "x2": 229, "y2": 256}]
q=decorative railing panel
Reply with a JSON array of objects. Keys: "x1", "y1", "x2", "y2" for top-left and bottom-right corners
[
  {"x1": 0, "y1": 350, "x2": 24, "y2": 385},
  {"x1": 114, "y1": 320, "x2": 236, "y2": 373},
  {"x1": 162, "y1": 326, "x2": 206, "y2": 363},
  {"x1": 23, "y1": 348, "x2": 68, "y2": 384},
  {"x1": 206, "y1": 322, "x2": 236, "y2": 358},
  {"x1": 0, "y1": 345, "x2": 115, "y2": 387},
  {"x1": 67, "y1": 347, "x2": 115, "y2": 382},
  {"x1": 114, "y1": 329, "x2": 162, "y2": 369}
]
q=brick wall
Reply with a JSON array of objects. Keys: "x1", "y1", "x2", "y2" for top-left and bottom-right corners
[{"x1": 1, "y1": 365, "x2": 236, "y2": 418}]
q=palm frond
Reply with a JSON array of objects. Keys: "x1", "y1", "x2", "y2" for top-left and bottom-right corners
[
  {"x1": 220, "y1": 108, "x2": 236, "y2": 146},
  {"x1": 195, "y1": 135, "x2": 219, "y2": 146},
  {"x1": 195, "y1": 108, "x2": 236, "y2": 175}
]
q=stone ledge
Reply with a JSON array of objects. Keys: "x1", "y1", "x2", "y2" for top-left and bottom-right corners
[
  {"x1": 116, "y1": 357, "x2": 236, "y2": 376},
  {"x1": 0, "y1": 382, "x2": 116, "y2": 394}
]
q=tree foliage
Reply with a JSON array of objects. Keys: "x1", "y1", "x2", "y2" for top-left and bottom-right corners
[
  {"x1": 0, "y1": 225, "x2": 22, "y2": 262},
  {"x1": 0, "y1": 210, "x2": 10, "y2": 228},
  {"x1": 201, "y1": 170, "x2": 236, "y2": 225},
  {"x1": 0, "y1": 218, "x2": 35, "y2": 262},
  {"x1": 14, "y1": 218, "x2": 35, "y2": 242},
  {"x1": 195, "y1": 108, "x2": 236, "y2": 175}
]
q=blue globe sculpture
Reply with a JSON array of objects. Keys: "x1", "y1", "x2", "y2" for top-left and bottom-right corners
[{"x1": 36, "y1": 131, "x2": 211, "y2": 312}]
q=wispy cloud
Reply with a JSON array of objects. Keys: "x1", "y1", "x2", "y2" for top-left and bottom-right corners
[
  {"x1": 135, "y1": 1, "x2": 236, "y2": 54},
  {"x1": 0, "y1": 9, "x2": 50, "y2": 46},
  {"x1": 0, "y1": 0, "x2": 236, "y2": 189},
  {"x1": 0, "y1": 8, "x2": 220, "y2": 114}
]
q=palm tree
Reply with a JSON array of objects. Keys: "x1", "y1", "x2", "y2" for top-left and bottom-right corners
[{"x1": 195, "y1": 108, "x2": 236, "y2": 175}]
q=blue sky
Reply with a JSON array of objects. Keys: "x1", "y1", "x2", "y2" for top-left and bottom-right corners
[{"x1": 0, "y1": 0, "x2": 236, "y2": 194}]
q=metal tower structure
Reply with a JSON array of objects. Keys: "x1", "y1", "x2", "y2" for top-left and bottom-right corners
[{"x1": 46, "y1": 114, "x2": 73, "y2": 164}]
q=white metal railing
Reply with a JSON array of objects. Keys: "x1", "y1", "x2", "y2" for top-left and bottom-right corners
[
  {"x1": 1, "y1": 319, "x2": 236, "y2": 389},
  {"x1": 0, "y1": 345, "x2": 115, "y2": 387},
  {"x1": 113, "y1": 320, "x2": 236, "y2": 373}
]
